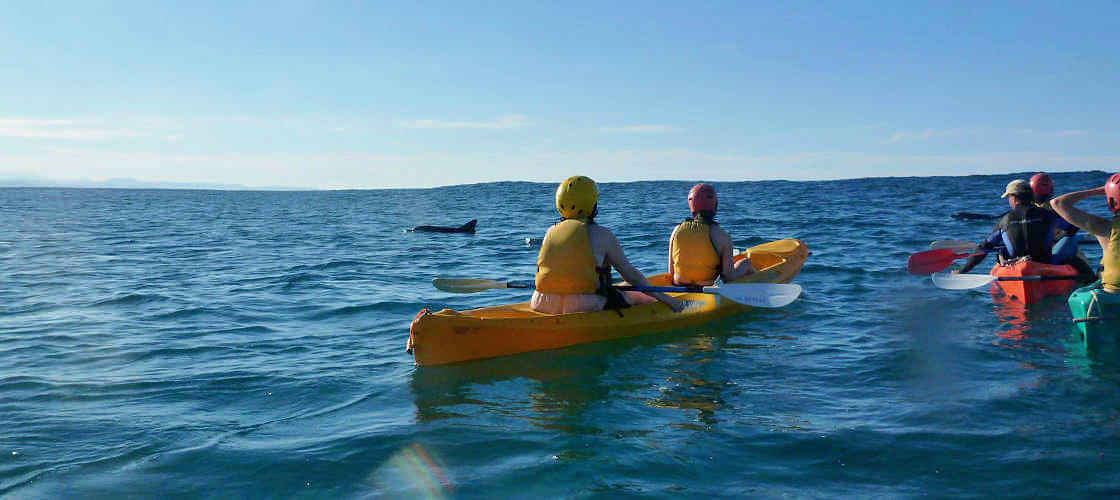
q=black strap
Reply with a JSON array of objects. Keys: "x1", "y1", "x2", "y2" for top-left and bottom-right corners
[{"x1": 596, "y1": 265, "x2": 630, "y2": 317}]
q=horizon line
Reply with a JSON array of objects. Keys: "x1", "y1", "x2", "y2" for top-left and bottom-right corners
[{"x1": 1, "y1": 169, "x2": 1112, "y2": 192}]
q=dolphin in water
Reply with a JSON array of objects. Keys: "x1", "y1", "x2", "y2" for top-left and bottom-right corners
[
  {"x1": 407, "y1": 219, "x2": 477, "y2": 234},
  {"x1": 951, "y1": 212, "x2": 1000, "y2": 221}
]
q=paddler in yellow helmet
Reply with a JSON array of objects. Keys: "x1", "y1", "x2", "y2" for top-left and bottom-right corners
[
  {"x1": 532, "y1": 176, "x2": 684, "y2": 314},
  {"x1": 668, "y1": 183, "x2": 756, "y2": 286}
]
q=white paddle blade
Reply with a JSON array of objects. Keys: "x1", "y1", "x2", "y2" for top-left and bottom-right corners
[
  {"x1": 931, "y1": 273, "x2": 995, "y2": 290},
  {"x1": 432, "y1": 278, "x2": 508, "y2": 293},
  {"x1": 930, "y1": 240, "x2": 980, "y2": 253},
  {"x1": 706, "y1": 283, "x2": 802, "y2": 308}
]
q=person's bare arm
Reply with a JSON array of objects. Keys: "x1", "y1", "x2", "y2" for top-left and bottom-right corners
[
  {"x1": 603, "y1": 229, "x2": 684, "y2": 312},
  {"x1": 1051, "y1": 188, "x2": 1112, "y2": 237},
  {"x1": 713, "y1": 227, "x2": 754, "y2": 282},
  {"x1": 667, "y1": 226, "x2": 678, "y2": 280}
]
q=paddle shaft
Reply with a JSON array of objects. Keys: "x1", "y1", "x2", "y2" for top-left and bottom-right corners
[
  {"x1": 437, "y1": 278, "x2": 762, "y2": 294},
  {"x1": 993, "y1": 275, "x2": 1079, "y2": 282},
  {"x1": 616, "y1": 285, "x2": 708, "y2": 293},
  {"x1": 508, "y1": 282, "x2": 759, "y2": 295}
]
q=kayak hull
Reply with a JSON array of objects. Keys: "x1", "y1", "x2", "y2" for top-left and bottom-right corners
[
  {"x1": 409, "y1": 238, "x2": 809, "y2": 366},
  {"x1": 1068, "y1": 281, "x2": 1120, "y2": 344},
  {"x1": 989, "y1": 260, "x2": 1077, "y2": 305}
]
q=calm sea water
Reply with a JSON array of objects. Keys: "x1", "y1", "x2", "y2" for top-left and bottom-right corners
[{"x1": 3, "y1": 172, "x2": 1119, "y2": 498}]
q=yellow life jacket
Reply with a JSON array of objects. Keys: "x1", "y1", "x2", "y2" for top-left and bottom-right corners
[
  {"x1": 535, "y1": 219, "x2": 600, "y2": 294},
  {"x1": 1101, "y1": 217, "x2": 1120, "y2": 290},
  {"x1": 671, "y1": 220, "x2": 721, "y2": 285}
]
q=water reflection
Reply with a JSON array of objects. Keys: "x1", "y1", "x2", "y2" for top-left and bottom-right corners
[
  {"x1": 646, "y1": 336, "x2": 728, "y2": 428},
  {"x1": 409, "y1": 340, "x2": 623, "y2": 430},
  {"x1": 989, "y1": 293, "x2": 1067, "y2": 349},
  {"x1": 409, "y1": 323, "x2": 752, "y2": 433},
  {"x1": 1063, "y1": 322, "x2": 1120, "y2": 379},
  {"x1": 988, "y1": 289, "x2": 1120, "y2": 380}
]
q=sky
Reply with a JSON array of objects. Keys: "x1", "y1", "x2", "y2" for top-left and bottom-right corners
[{"x1": 1, "y1": 1, "x2": 1118, "y2": 189}]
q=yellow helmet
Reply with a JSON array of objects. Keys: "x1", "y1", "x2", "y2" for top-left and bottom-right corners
[{"x1": 555, "y1": 175, "x2": 599, "y2": 219}]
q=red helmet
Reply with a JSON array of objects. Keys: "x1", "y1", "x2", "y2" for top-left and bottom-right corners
[
  {"x1": 1107, "y1": 173, "x2": 1120, "y2": 213},
  {"x1": 688, "y1": 183, "x2": 717, "y2": 213},
  {"x1": 1030, "y1": 173, "x2": 1054, "y2": 199}
]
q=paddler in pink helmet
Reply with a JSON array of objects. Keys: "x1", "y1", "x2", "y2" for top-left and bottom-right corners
[
  {"x1": 668, "y1": 183, "x2": 756, "y2": 286},
  {"x1": 1030, "y1": 173, "x2": 1082, "y2": 266}
]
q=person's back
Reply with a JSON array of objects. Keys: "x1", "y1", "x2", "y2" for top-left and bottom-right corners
[
  {"x1": 668, "y1": 183, "x2": 754, "y2": 286},
  {"x1": 995, "y1": 202, "x2": 1056, "y2": 263},
  {"x1": 532, "y1": 175, "x2": 684, "y2": 314},
  {"x1": 670, "y1": 218, "x2": 721, "y2": 285},
  {"x1": 958, "y1": 179, "x2": 1056, "y2": 274},
  {"x1": 536, "y1": 218, "x2": 599, "y2": 295},
  {"x1": 1031, "y1": 172, "x2": 1081, "y2": 264}
]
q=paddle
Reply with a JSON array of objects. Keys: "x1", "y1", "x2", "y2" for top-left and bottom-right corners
[
  {"x1": 907, "y1": 248, "x2": 986, "y2": 275},
  {"x1": 431, "y1": 277, "x2": 802, "y2": 308},
  {"x1": 929, "y1": 240, "x2": 981, "y2": 253},
  {"x1": 931, "y1": 238, "x2": 1096, "y2": 251},
  {"x1": 432, "y1": 278, "x2": 534, "y2": 293},
  {"x1": 930, "y1": 273, "x2": 1079, "y2": 290}
]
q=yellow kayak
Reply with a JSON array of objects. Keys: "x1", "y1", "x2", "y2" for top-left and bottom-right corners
[{"x1": 407, "y1": 238, "x2": 809, "y2": 366}]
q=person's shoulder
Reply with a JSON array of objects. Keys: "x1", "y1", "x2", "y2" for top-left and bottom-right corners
[
  {"x1": 1027, "y1": 204, "x2": 1057, "y2": 219},
  {"x1": 993, "y1": 210, "x2": 1012, "y2": 229},
  {"x1": 709, "y1": 224, "x2": 732, "y2": 242},
  {"x1": 586, "y1": 223, "x2": 616, "y2": 239}
]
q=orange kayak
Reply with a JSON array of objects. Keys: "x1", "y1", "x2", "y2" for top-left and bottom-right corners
[
  {"x1": 408, "y1": 238, "x2": 809, "y2": 366},
  {"x1": 990, "y1": 259, "x2": 1078, "y2": 305}
]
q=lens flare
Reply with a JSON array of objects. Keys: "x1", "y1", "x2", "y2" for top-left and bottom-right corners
[{"x1": 369, "y1": 443, "x2": 452, "y2": 499}]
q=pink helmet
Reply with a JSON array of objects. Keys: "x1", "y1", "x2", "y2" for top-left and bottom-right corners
[
  {"x1": 1107, "y1": 173, "x2": 1120, "y2": 213},
  {"x1": 688, "y1": 183, "x2": 717, "y2": 213},
  {"x1": 1030, "y1": 173, "x2": 1054, "y2": 199}
]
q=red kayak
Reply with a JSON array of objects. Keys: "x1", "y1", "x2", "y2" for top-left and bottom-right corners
[{"x1": 990, "y1": 260, "x2": 1078, "y2": 305}]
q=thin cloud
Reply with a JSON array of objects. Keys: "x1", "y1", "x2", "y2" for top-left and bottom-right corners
[
  {"x1": 890, "y1": 127, "x2": 1093, "y2": 143},
  {"x1": 398, "y1": 114, "x2": 529, "y2": 129},
  {"x1": 0, "y1": 118, "x2": 141, "y2": 141},
  {"x1": 599, "y1": 125, "x2": 677, "y2": 133},
  {"x1": 888, "y1": 128, "x2": 959, "y2": 143}
]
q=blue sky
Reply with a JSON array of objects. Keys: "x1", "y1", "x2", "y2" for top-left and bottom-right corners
[{"x1": 1, "y1": 1, "x2": 1117, "y2": 189}]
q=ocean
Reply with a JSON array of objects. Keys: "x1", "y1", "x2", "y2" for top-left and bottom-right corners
[{"x1": 2, "y1": 171, "x2": 1119, "y2": 498}]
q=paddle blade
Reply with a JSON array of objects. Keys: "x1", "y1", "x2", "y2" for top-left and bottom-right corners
[
  {"x1": 433, "y1": 278, "x2": 522, "y2": 293},
  {"x1": 929, "y1": 240, "x2": 980, "y2": 253},
  {"x1": 931, "y1": 273, "x2": 995, "y2": 290},
  {"x1": 907, "y1": 249, "x2": 961, "y2": 275},
  {"x1": 705, "y1": 283, "x2": 802, "y2": 308}
]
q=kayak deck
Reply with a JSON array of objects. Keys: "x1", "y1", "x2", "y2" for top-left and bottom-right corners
[
  {"x1": 989, "y1": 259, "x2": 1078, "y2": 305},
  {"x1": 408, "y1": 238, "x2": 809, "y2": 366}
]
